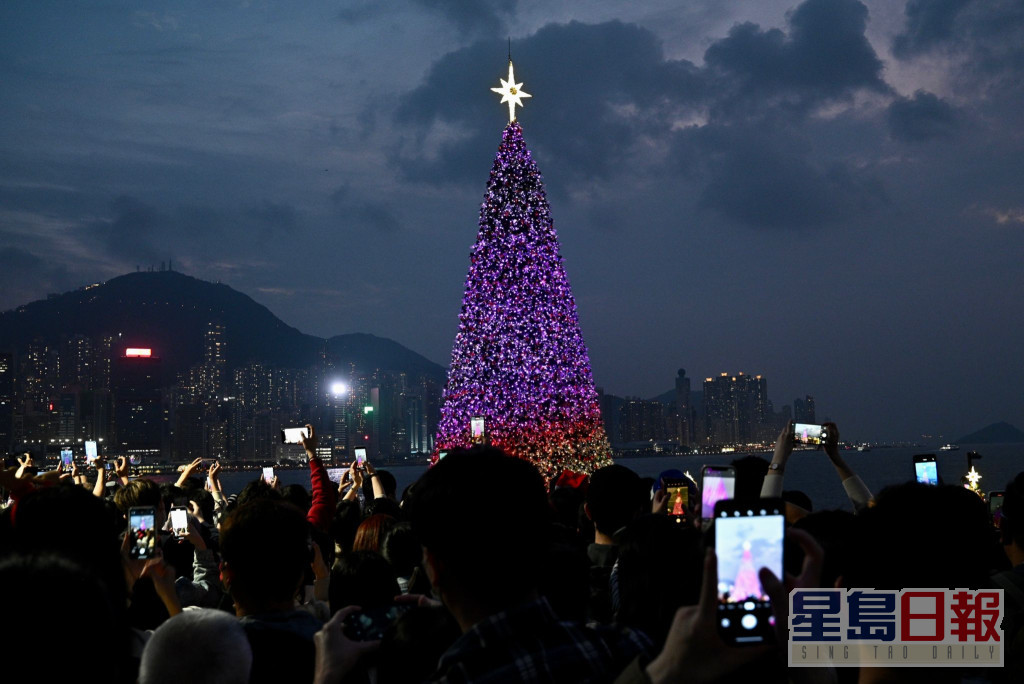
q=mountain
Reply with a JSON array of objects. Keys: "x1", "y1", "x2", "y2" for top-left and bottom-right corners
[
  {"x1": 0, "y1": 271, "x2": 446, "y2": 382},
  {"x1": 956, "y1": 421, "x2": 1024, "y2": 444}
]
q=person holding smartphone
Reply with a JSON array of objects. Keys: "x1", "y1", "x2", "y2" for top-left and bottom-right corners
[{"x1": 761, "y1": 421, "x2": 873, "y2": 512}]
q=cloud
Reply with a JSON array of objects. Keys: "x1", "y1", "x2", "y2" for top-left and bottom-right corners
[
  {"x1": 0, "y1": 246, "x2": 73, "y2": 310},
  {"x1": 689, "y1": 124, "x2": 887, "y2": 228},
  {"x1": 411, "y1": 0, "x2": 518, "y2": 37},
  {"x1": 704, "y1": 0, "x2": 889, "y2": 117},
  {"x1": 886, "y1": 90, "x2": 961, "y2": 142},
  {"x1": 331, "y1": 184, "x2": 401, "y2": 233},
  {"x1": 83, "y1": 196, "x2": 164, "y2": 263},
  {"x1": 892, "y1": 0, "x2": 975, "y2": 58}
]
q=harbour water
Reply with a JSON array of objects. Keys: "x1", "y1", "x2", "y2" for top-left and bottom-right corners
[{"x1": 218, "y1": 443, "x2": 1023, "y2": 512}]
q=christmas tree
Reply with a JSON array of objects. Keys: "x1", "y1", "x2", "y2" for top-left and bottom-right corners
[{"x1": 434, "y1": 61, "x2": 612, "y2": 479}]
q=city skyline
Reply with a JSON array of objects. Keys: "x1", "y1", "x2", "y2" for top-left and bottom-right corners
[{"x1": 2, "y1": 1, "x2": 1022, "y2": 441}]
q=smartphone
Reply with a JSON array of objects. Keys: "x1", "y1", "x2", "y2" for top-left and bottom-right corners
[
  {"x1": 792, "y1": 422, "x2": 827, "y2": 447},
  {"x1": 714, "y1": 498, "x2": 784, "y2": 645},
  {"x1": 470, "y1": 416, "x2": 485, "y2": 444},
  {"x1": 342, "y1": 605, "x2": 410, "y2": 641},
  {"x1": 262, "y1": 467, "x2": 275, "y2": 484},
  {"x1": 913, "y1": 454, "x2": 938, "y2": 485},
  {"x1": 170, "y1": 506, "x2": 189, "y2": 537},
  {"x1": 104, "y1": 461, "x2": 114, "y2": 471},
  {"x1": 701, "y1": 465, "x2": 737, "y2": 520},
  {"x1": 281, "y1": 427, "x2": 309, "y2": 444},
  {"x1": 60, "y1": 448, "x2": 73, "y2": 468},
  {"x1": 989, "y1": 491, "x2": 1005, "y2": 515},
  {"x1": 128, "y1": 506, "x2": 158, "y2": 560},
  {"x1": 662, "y1": 478, "x2": 690, "y2": 523},
  {"x1": 85, "y1": 440, "x2": 98, "y2": 463},
  {"x1": 354, "y1": 447, "x2": 367, "y2": 467},
  {"x1": 326, "y1": 468, "x2": 345, "y2": 484}
]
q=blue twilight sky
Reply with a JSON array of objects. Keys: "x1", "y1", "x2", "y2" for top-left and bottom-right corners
[{"x1": 1, "y1": 0, "x2": 1022, "y2": 441}]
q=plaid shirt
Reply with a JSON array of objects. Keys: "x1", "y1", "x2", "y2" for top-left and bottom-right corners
[{"x1": 431, "y1": 597, "x2": 652, "y2": 683}]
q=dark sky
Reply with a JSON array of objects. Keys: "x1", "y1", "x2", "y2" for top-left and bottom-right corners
[{"x1": 1, "y1": 0, "x2": 1022, "y2": 441}]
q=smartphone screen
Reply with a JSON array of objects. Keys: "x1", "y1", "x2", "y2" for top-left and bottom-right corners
[
  {"x1": 470, "y1": 417, "x2": 485, "y2": 443},
  {"x1": 914, "y1": 455, "x2": 938, "y2": 485},
  {"x1": 662, "y1": 479, "x2": 689, "y2": 522},
  {"x1": 128, "y1": 507, "x2": 157, "y2": 560},
  {"x1": 170, "y1": 507, "x2": 189, "y2": 537},
  {"x1": 262, "y1": 467, "x2": 275, "y2": 483},
  {"x1": 60, "y1": 448, "x2": 73, "y2": 468},
  {"x1": 85, "y1": 440, "x2": 98, "y2": 463},
  {"x1": 281, "y1": 427, "x2": 309, "y2": 444},
  {"x1": 792, "y1": 423, "x2": 824, "y2": 446},
  {"x1": 715, "y1": 499, "x2": 784, "y2": 645},
  {"x1": 354, "y1": 447, "x2": 367, "y2": 466},
  {"x1": 701, "y1": 466, "x2": 736, "y2": 519},
  {"x1": 989, "y1": 492, "x2": 1005, "y2": 515},
  {"x1": 326, "y1": 468, "x2": 345, "y2": 484}
]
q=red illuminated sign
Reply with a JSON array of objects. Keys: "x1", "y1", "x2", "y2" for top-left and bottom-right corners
[{"x1": 125, "y1": 348, "x2": 152, "y2": 357}]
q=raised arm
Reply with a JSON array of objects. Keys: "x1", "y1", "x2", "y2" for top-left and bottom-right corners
[
  {"x1": 175, "y1": 458, "x2": 204, "y2": 488},
  {"x1": 760, "y1": 421, "x2": 794, "y2": 498},
  {"x1": 821, "y1": 422, "x2": 873, "y2": 512},
  {"x1": 302, "y1": 424, "x2": 337, "y2": 532},
  {"x1": 363, "y1": 460, "x2": 385, "y2": 500},
  {"x1": 92, "y1": 456, "x2": 106, "y2": 498}
]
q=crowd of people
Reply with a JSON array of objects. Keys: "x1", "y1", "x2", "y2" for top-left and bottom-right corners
[{"x1": 1, "y1": 422, "x2": 1023, "y2": 683}]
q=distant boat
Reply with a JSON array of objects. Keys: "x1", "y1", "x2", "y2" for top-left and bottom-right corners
[
  {"x1": 940, "y1": 444, "x2": 960, "y2": 451},
  {"x1": 856, "y1": 444, "x2": 871, "y2": 452}
]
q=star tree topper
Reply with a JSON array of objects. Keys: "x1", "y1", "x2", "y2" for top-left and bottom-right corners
[{"x1": 491, "y1": 60, "x2": 531, "y2": 123}]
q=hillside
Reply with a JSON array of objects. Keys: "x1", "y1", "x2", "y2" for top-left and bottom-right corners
[
  {"x1": 956, "y1": 421, "x2": 1024, "y2": 444},
  {"x1": 0, "y1": 271, "x2": 445, "y2": 382}
]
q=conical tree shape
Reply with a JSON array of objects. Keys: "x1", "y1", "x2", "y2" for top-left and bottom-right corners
[{"x1": 435, "y1": 122, "x2": 612, "y2": 478}]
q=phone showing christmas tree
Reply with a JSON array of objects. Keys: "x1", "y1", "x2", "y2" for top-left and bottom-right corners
[{"x1": 713, "y1": 499, "x2": 784, "y2": 645}]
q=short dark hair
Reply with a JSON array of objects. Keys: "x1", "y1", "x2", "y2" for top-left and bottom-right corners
[
  {"x1": 374, "y1": 470, "x2": 398, "y2": 499},
  {"x1": 220, "y1": 500, "x2": 309, "y2": 605},
  {"x1": 329, "y1": 551, "x2": 400, "y2": 613},
  {"x1": 114, "y1": 479, "x2": 162, "y2": 514},
  {"x1": 586, "y1": 465, "x2": 646, "y2": 537},
  {"x1": 407, "y1": 448, "x2": 548, "y2": 604},
  {"x1": 381, "y1": 522, "x2": 421, "y2": 578}
]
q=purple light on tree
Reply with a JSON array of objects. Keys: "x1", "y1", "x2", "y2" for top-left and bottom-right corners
[{"x1": 434, "y1": 122, "x2": 612, "y2": 478}]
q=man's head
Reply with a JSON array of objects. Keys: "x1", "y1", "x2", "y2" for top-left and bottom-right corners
[
  {"x1": 585, "y1": 464, "x2": 646, "y2": 539},
  {"x1": 219, "y1": 499, "x2": 310, "y2": 614},
  {"x1": 114, "y1": 478, "x2": 165, "y2": 526},
  {"x1": 408, "y1": 448, "x2": 549, "y2": 614},
  {"x1": 140, "y1": 609, "x2": 252, "y2": 684}
]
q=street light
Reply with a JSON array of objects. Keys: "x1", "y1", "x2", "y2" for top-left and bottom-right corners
[{"x1": 330, "y1": 382, "x2": 348, "y2": 397}]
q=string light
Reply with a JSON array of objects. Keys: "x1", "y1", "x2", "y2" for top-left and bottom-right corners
[{"x1": 433, "y1": 122, "x2": 612, "y2": 479}]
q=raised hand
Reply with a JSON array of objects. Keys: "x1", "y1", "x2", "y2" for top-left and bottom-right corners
[
  {"x1": 313, "y1": 606, "x2": 381, "y2": 684},
  {"x1": 301, "y1": 424, "x2": 318, "y2": 457}
]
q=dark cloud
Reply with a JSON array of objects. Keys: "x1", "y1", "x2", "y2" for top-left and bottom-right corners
[
  {"x1": 886, "y1": 90, "x2": 961, "y2": 142},
  {"x1": 411, "y1": 0, "x2": 517, "y2": 37},
  {"x1": 247, "y1": 200, "x2": 300, "y2": 234},
  {"x1": 689, "y1": 124, "x2": 887, "y2": 228},
  {"x1": 704, "y1": 0, "x2": 889, "y2": 117},
  {"x1": 394, "y1": 0, "x2": 889, "y2": 229},
  {"x1": 892, "y1": 0, "x2": 974, "y2": 58},
  {"x1": 892, "y1": 0, "x2": 1024, "y2": 96},
  {"x1": 0, "y1": 246, "x2": 73, "y2": 310},
  {"x1": 83, "y1": 196, "x2": 163, "y2": 263},
  {"x1": 331, "y1": 185, "x2": 401, "y2": 233}
]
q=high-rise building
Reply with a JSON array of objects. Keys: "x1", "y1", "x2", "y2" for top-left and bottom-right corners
[
  {"x1": 112, "y1": 349, "x2": 163, "y2": 460},
  {"x1": 620, "y1": 398, "x2": 666, "y2": 442},
  {"x1": 703, "y1": 372, "x2": 772, "y2": 446},
  {"x1": 674, "y1": 369, "x2": 691, "y2": 448},
  {"x1": 0, "y1": 352, "x2": 13, "y2": 453},
  {"x1": 794, "y1": 395, "x2": 816, "y2": 424}
]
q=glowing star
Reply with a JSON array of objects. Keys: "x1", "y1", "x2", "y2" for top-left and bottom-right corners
[
  {"x1": 965, "y1": 465, "x2": 982, "y2": 490},
  {"x1": 490, "y1": 60, "x2": 531, "y2": 123}
]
